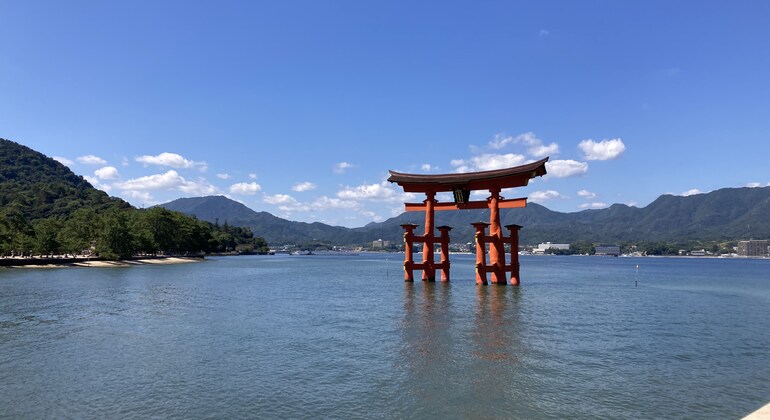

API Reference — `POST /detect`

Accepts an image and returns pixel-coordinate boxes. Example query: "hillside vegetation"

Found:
[0,139,268,259]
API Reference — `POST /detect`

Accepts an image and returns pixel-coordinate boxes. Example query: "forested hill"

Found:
[0,138,130,219]
[160,195,368,245]
[162,185,770,246]
[369,186,770,244]
[0,138,268,258]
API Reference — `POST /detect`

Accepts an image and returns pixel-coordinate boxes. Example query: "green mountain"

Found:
[161,186,770,246]
[0,138,130,219]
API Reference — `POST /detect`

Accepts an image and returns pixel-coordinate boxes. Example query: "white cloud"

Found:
[529,143,560,158]
[539,29,550,37]
[135,152,207,171]
[116,170,218,196]
[451,153,527,173]
[216,173,231,180]
[580,202,608,209]
[121,190,154,204]
[626,201,639,207]
[546,159,589,178]
[488,132,559,158]
[334,162,355,174]
[311,196,359,210]
[248,173,258,180]
[470,190,488,200]
[77,155,107,165]
[53,156,74,166]
[681,188,702,197]
[529,190,563,203]
[292,182,317,192]
[578,138,626,160]
[84,176,112,193]
[117,171,185,190]
[94,166,119,180]
[262,194,359,213]
[337,181,401,201]
[421,163,437,172]
[264,193,300,206]
[577,189,597,199]
[229,182,262,195]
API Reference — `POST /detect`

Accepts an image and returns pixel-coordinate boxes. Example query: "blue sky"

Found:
[2,1,769,227]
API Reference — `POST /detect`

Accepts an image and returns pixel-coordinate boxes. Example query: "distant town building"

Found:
[533,242,570,254]
[372,239,390,249]
[595,245,621,256]
[737,240,768,257]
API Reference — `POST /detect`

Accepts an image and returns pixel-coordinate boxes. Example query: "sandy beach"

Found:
[1,256,203,269]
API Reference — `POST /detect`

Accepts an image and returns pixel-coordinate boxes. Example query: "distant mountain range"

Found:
[159,186,770,246]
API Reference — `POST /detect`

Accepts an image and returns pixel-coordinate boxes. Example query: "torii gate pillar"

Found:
[488,187,506,285]
[422,192,436,281]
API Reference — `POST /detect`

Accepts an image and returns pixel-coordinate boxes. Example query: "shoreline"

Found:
[0,255,204,269]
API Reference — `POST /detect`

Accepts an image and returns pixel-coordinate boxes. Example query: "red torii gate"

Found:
[387,157,548,285]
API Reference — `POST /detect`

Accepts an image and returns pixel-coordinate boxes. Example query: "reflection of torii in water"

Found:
[388,157,549,285]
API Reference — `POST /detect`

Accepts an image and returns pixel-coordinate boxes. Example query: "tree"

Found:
[97,209,135,260]
[58,207,99,255]
[33,218,61,255]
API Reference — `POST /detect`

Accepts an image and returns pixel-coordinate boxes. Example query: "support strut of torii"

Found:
[387,157,548,285]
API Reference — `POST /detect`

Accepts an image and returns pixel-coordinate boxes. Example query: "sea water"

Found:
[1,254,769,418]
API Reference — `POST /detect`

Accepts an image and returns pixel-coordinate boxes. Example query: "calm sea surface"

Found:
[1,254,769,419]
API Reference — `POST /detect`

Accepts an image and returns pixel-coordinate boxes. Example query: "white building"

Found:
[533,242,570,254]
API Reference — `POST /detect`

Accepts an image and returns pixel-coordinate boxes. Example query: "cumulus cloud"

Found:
[546,159,589,178]
[53,156,74,166]
[311,196,359,210]
[116,170,218,196]
[135,152,207,171]
[84,176,112,193]
[578,138,626,160]
[77,155,107,165]
[292,182,317,192]
[488,132,559,158]
[337,181,400,201]
[216,173,231,180]
[681,188,702,197]
[529,190,562,203]
[451,153,527,173]
[94,166,119,180]
[229,182,262,195]
[421,163,438,172]
[264,193,300,206]
[248,173,258,180]
[121,190,154,204]
[263,194,359,213]
[580,202,608,209]
[333,162,355,174]
[577,189,597,199]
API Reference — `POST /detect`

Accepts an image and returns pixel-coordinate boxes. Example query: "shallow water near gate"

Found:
[2,254,769,418]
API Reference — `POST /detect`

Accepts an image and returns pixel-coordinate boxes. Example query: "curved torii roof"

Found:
[388,157,549,193]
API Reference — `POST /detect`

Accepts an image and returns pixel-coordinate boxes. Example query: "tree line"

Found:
[0,206,269,260]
